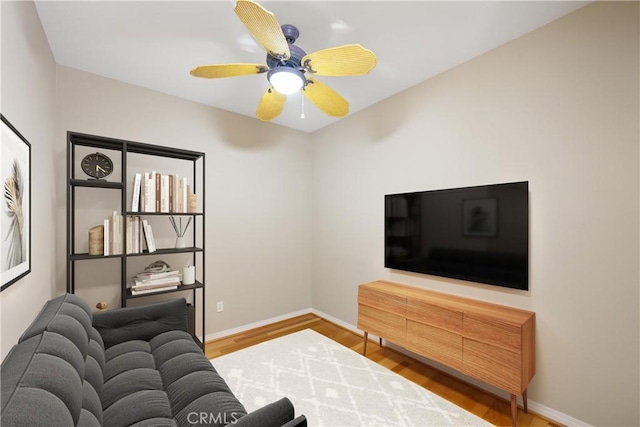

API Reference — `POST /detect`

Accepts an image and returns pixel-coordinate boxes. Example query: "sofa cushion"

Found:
[105,347,156,381]
[78,408,102,427]
[104,389,173,426]
[103,368,164,408]
[81,381,103,426]
[1,294,103,427]
[2,388,75,426]
[93,298,188,349]
[1,334,91,426]
[20,294,93,354]
[102,338,171,426]
[101,328,248,426]
[1,335,40,409]
[86,339,106,400]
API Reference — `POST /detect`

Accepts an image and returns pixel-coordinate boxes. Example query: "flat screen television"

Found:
[385,181,529,290]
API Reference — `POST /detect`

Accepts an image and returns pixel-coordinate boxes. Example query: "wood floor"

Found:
[205,313,562,427]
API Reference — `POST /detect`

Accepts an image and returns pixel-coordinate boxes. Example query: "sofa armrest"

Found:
[232,397,304,427]
[280,415,307,427]
[92,298,188,349]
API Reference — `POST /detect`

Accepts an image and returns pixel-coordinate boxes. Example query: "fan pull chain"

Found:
[301,94,305,119]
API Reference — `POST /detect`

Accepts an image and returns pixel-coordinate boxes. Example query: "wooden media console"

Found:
[357,280,535,427]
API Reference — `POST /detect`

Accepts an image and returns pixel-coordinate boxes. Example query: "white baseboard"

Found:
[208,307,590,426]
[526,401,592,427]
[205,308,312,342]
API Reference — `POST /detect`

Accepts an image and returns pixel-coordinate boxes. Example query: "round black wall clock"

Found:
[81,152,113,179]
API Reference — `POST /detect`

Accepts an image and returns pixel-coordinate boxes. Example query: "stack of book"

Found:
[129,269,181,295]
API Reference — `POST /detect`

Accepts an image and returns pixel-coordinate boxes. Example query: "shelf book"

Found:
[131,171,192,214]
[101,212,155,255]
[141,219,156,253]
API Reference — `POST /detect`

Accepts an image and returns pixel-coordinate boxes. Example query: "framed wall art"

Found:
[1,115,31,291]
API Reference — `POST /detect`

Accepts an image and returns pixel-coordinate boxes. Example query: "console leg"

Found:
[379,337,383,347]
[363,331,368,356]
[510,394,518,427]
[523,389,528,413]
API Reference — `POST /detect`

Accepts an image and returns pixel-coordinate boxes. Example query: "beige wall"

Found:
[0,1,57,359]
[2,1,639,425]
[55,66,313,334]
[311,2,638,426]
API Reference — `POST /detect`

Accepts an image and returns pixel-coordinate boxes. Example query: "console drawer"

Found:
[463,314,521,353]
[358,286,406,316]
[357,304,406,344]
[407,320,462,370]
[463,338,522,394]
[406,298,462,334]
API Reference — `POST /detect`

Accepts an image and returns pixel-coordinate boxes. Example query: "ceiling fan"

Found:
[190,0,377,121]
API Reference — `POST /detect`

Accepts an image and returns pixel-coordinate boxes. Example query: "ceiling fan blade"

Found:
[303,78,349,117]
[256,87,287,121]
[234,0,290,60]
[190,63,268,79]
[302,44,377,77]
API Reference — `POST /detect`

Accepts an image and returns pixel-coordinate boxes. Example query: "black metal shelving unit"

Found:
[66,131,206,349]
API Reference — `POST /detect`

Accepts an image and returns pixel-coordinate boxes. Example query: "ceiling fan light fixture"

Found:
[191,0,376,121]
[268,67,305,95]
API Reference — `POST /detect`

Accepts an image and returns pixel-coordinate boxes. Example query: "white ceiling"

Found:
[34,1,589,133]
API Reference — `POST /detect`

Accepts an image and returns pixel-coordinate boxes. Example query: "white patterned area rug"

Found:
[211,329,492,426]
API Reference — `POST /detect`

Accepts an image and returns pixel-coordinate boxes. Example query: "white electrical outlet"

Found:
[216,301,224,312]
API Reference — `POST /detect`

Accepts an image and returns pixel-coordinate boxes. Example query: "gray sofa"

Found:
[1,293,306,426]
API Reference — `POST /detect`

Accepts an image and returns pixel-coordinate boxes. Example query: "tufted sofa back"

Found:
[1,293,105,426]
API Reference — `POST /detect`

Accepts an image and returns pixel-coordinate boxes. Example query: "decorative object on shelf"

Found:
[131,263,181,295]
[144,260,171,273]
[182,265,195,285]
[169,216,192,249]
[188,191,197,213]
[1,115,31,291]
[81,152,113,179]
[88,225,104,255]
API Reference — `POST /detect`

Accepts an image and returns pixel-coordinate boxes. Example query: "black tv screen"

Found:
[385,181,529,290]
